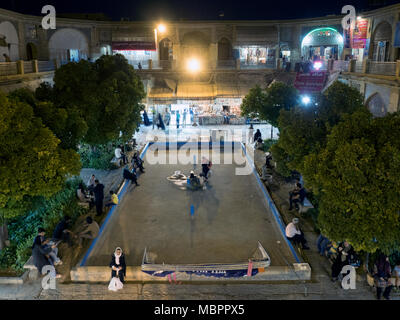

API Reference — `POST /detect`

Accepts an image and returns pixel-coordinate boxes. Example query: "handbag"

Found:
[108,277,124,291]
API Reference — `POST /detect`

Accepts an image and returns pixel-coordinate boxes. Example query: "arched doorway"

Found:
[218,37,232,61]
[26,43,38,60]
[48,28,89,65]
[370,21,392,62]
[301,27,344,61]
[0,21,19,62]
[366,93,387,117]
[159,38,172,61]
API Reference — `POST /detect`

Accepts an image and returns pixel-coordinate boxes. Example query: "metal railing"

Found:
[38,60,55,72]
[240,60,276,69]
[23,61,33,74]
[368,61,396,76]
[332,60,350,72]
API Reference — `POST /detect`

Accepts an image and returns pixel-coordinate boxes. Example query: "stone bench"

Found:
[23,256,39,280]
[298,197,314,214]
[110,157,124,168]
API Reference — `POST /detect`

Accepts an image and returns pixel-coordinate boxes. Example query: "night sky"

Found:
[2,0,399,21]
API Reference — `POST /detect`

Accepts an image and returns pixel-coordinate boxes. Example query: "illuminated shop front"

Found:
[112,41,157,68]
[301,27,344,61]
[236,46,276,67]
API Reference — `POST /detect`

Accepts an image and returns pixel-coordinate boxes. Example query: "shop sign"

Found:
[351,19,369,49]
[294,71,327,93]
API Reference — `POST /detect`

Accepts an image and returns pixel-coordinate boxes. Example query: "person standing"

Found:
[110,247,126,283]
[93,180,105,216]
[373,253,393,300]
[176,111,180,129]
[164,109,171,126]
[248,124,254,144]
[254,129,262,143]
[182,109,187,128]
[87,174,96,193]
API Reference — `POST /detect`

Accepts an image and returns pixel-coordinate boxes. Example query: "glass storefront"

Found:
[236,46,276,67]
[301,27,344,61]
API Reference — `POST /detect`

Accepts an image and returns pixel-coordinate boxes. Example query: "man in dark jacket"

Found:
[93,180,105,216]
[32,228,61,277]
[254,129,262,142]
[52,216,73,247]
[123,166,139,186]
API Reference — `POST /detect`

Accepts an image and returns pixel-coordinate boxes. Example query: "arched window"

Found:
[218,38,232,60]
[26,43,38,60]
[159,38,172,61]
[366,93,387,117]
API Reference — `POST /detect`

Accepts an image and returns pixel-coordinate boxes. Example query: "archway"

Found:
[0,21,19,62]
[159,38,172,61]
[218,37,232,60]
[370,21,392,62]
[26,43,38,60]
[366,93,387,117]
[48,28,89,65]
[301,27,344,61]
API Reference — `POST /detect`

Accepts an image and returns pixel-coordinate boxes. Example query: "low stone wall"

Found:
[70,263,311,283]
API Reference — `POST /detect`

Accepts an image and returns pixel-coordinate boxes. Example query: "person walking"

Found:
[110,247,126,283]
[93,180,105,216]
[373,253,393,300]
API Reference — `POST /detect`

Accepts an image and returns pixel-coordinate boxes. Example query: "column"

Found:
[17,60,24,75]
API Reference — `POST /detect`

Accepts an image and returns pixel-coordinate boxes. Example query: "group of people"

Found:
[32,215,100,276]
[123,152,145,187]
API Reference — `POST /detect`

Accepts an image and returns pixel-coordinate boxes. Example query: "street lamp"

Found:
[187,58,201,73]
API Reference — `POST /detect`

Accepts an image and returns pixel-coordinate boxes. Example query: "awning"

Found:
[112,41,156,51]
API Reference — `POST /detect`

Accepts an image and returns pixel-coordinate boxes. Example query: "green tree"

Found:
[8,87,88,151]
[302,110,400,253]
[0,92,81,218]
[241,82,298,139]
[52,54,145,146]
[271,81,365,176]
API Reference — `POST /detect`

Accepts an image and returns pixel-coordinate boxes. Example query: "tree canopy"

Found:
[0,92,81,218]
[241,81,298,128]
[302,110,400,253]
[270,81,365,176]
[52,54,145,145]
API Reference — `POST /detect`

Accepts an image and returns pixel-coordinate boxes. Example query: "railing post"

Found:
[396,60,400,80]
[362,58,369,74]
[148,59,152,70]
[348,59,356,73]
[53,59,59,70]
[276,58,281,70]
[17,60,24,75]
[328,59,334,71]
[32,60,39,73]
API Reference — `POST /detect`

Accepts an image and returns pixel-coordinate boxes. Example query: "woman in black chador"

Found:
[109,247,126,283]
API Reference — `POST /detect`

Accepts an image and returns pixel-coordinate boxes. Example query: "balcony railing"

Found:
[0,62,18,76]
[332,60,350,72]
[240,60,276,69]
[368,61,396,76]
[217,60,236,69]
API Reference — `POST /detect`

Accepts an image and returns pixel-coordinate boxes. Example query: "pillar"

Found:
[148,59,153,70]
[348,59,356,73]
[17,60,24,75]
[396,60,400,80]
[362,58,369,74]
[388,87,400,113]
[32,59,39,73]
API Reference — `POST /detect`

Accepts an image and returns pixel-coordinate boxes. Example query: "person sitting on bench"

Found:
[115,145,127,165]
[123,166,139,186]
[285,218,309,250]
[132,152,145,173]
[289,183,306,211]
[105,190,119,207]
